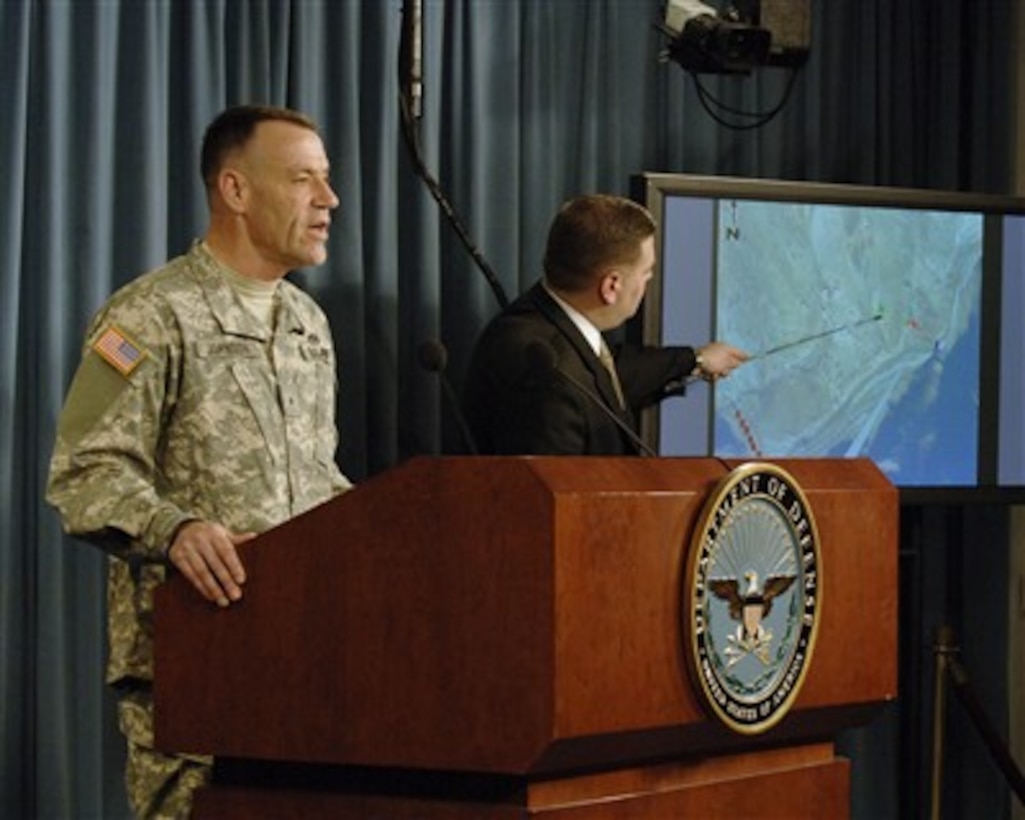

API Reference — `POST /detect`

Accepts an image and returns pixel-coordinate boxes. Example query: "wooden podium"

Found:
[153,456,898,818]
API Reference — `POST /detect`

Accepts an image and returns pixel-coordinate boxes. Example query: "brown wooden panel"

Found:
[192,743,849,819]
[156,457,562,771]
[155,456,897,777]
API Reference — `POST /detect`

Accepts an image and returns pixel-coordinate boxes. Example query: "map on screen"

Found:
[709,200,983,486]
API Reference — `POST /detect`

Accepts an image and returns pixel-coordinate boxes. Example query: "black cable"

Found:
[397,68,509,309]
[690,68,802,130]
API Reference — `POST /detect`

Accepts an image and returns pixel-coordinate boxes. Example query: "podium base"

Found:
[194,742,849,819]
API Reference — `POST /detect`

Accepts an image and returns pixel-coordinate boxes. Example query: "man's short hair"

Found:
[543,194,657,291]
[200,105,319,191]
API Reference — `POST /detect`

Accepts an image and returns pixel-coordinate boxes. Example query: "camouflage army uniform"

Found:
[47,240,352,817]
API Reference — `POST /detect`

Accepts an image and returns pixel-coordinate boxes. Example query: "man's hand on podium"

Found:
[167,520,254,608]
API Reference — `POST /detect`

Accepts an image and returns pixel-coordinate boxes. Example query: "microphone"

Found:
[525,342,658,457]
[417,339,478,455]
[400,0,424,120]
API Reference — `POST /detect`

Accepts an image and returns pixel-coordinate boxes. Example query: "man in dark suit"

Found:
[462,194,747,455]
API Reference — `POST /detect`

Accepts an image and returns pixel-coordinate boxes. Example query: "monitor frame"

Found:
[630,172,1025,505]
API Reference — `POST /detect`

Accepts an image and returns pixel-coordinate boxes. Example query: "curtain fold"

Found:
[1,1,1014,817]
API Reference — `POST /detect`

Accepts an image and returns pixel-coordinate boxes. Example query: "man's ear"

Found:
[598,270,621,305]
[217,168,248,214]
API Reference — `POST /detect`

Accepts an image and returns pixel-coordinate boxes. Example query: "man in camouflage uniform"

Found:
[47,105,352,818]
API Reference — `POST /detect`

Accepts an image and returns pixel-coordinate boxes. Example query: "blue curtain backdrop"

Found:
[1,1,1016,818]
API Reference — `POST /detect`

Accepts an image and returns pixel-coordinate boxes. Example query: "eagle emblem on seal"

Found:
[683,462,822,734]
[710,571,797,666]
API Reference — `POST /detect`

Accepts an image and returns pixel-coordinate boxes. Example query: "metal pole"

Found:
[930,624,957,820]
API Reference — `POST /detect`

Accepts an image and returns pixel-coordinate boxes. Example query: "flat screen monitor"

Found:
[631,173,1025,502]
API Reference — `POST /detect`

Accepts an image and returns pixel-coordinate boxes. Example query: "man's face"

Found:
[233,120,339,276]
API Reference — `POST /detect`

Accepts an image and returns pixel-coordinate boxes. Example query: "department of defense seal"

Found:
[684,462,822,734]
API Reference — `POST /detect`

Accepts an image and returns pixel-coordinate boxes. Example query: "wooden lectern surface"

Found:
[154,456,898,777]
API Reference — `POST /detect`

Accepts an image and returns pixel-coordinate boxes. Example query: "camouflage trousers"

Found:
[117,687,212,819]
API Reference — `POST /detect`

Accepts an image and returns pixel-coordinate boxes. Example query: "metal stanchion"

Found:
[930,624,1025,819]
[930,625,956,820]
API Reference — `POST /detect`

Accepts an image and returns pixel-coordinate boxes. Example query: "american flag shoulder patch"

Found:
[92,325,147,377]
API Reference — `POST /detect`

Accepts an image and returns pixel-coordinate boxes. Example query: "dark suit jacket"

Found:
[461,282,698,455]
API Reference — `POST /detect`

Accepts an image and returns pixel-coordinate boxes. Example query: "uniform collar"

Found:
[189,241,306,340]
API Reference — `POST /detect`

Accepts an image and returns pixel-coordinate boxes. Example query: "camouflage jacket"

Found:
[47,241,352,684]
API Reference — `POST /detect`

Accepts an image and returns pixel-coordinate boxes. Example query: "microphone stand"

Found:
[555,368,657,457]
[417,340,479,455]
[526,341,657,457]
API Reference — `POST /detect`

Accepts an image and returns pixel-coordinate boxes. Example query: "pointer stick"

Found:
[750,313,883,361]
